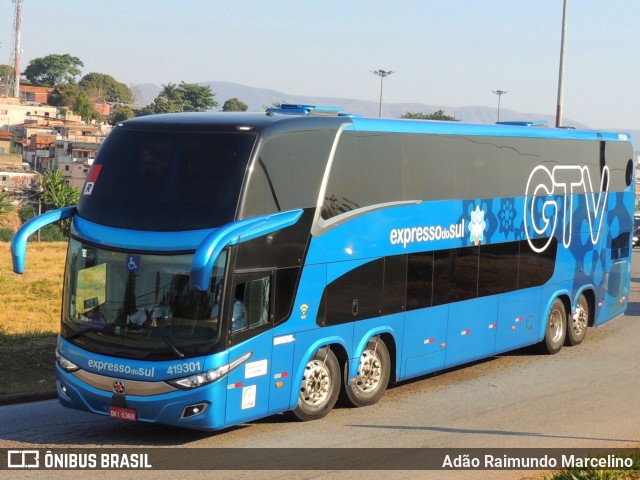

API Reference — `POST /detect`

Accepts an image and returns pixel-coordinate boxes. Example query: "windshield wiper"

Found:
[66,324,185,359]
[152,328,185,358]
[65,326,107,341]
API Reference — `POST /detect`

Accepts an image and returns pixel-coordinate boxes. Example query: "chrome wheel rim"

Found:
[549,308,565,343]
[355,348,382,393]
[299,359,331,407]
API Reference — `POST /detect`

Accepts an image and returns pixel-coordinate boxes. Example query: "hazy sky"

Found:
[1,0,638,130]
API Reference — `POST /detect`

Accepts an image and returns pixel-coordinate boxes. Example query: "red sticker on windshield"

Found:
[87,164,102,183]
[83,165,102,196]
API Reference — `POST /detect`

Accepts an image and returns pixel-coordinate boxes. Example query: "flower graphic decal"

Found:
[498,198,516,238]
[469,206,487,246]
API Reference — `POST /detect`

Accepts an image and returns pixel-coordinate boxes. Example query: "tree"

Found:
[158,82,183,111]
[140,83,182,115]
[178,82,217,112]
[222,97,248,112]
[0,191,12,222]
[110,105,135,124]
[49,83,80,107]
[0,64,13,82]
[41,169,80,211]
[79,72,133,103]
[400,110,460,122]
[142,82,217,115]
[74,91,100,123]
[18,204,66,241]
[24,54,84,86]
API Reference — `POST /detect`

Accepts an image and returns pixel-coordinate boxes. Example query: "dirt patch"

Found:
[0,210,22,231]
[0,335,57,403]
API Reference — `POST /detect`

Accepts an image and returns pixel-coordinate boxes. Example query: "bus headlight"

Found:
[167,351,252,390]
[56,350,80,372]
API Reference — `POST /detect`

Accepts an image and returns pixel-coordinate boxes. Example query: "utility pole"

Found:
[492,90,508,122]
[556,0,569,127]
[7,0,24,99]
[371,69,394,118]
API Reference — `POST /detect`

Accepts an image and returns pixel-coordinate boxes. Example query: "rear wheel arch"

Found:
[579,288,596,327]
[377,332,397,385]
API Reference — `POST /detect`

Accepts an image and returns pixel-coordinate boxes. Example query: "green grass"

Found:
[543,450,640,480]
[0,241,66,336]
[0,324,56,346]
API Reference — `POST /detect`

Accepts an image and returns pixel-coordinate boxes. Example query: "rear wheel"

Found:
[566,293,589,346]
[340,337,390,408]
[291,347,340,421]
[538,298,567,354]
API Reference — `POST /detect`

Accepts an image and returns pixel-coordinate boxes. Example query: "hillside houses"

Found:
[0,85,112,205]
[0,129,38,204]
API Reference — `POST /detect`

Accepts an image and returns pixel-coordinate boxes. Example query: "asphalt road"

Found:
[2,252,640,479]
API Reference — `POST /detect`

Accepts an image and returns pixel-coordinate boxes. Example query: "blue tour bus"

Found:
[11,105,635,430]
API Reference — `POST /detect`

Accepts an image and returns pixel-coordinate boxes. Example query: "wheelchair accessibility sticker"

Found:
[126,255,141,272]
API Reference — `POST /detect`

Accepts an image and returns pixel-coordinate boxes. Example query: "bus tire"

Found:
[566,293,589,346]
[538,298,567,354]
[291,347,340,421]
[340,337,390,408]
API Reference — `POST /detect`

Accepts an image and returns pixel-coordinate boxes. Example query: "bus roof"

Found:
[119,110,632,144]
[348,117,632,143]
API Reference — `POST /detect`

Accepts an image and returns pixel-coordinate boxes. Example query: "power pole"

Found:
[556,0,568,128]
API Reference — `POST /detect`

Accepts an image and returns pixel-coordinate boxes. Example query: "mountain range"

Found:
[132,80,639,150]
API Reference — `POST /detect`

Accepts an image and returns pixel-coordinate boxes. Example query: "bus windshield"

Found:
[77,129,257,231]
[61,238,227,360]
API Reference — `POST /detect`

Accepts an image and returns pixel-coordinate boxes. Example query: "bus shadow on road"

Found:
[625,300,640,317]
[0,414,248,446]
[345,423,640,444]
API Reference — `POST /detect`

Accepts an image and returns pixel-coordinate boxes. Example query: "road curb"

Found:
[0,389,57,406]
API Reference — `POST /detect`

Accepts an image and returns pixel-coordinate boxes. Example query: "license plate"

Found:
[109,406,137,422]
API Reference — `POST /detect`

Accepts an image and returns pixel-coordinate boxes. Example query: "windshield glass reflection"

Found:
[62,238,226,360]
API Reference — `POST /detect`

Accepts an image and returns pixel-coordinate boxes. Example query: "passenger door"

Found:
[224,271,275,426]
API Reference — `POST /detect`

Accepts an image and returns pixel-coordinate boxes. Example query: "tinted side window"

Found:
[274,267,299,323]
[519,238,557,289]
[384,255,407,314]
[231,275,271,333]
[611,232,630,260]
[320,132,630,223]
[432,247,479,306]
[242,129,336,217]
[322,132,403,220]
[325,259,384,326]
[406,252,433,311]
[478,242,519,296]
[316,239,558,327]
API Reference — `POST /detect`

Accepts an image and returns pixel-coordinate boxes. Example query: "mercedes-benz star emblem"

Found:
[113,380,126,395]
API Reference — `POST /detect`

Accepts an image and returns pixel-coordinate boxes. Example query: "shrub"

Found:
[0,227,15,241]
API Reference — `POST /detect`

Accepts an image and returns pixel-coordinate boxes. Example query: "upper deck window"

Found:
[78,129,257,231]
[320,131,627,222]
[240,128,337,218]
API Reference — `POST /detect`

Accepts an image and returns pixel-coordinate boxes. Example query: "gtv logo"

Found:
[524,165,609,253]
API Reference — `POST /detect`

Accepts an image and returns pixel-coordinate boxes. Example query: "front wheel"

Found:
[340,337,390,408]
[566,293,589,346]
[538,298,567,354]
[291,347,340,421]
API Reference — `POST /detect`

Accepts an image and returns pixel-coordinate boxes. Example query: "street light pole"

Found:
[556,0,569,127]
[492,90,508,122]
[371,69,394,118]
